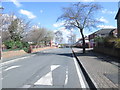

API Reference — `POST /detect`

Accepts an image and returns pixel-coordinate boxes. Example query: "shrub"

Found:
[94,36,104,43]
[94,36,120,49]
[15,41,23,49]
[22,42,31,53]
[4,40,16,49]
[3,40,32,53]
[103,37,115,48]
[115,38,120,48]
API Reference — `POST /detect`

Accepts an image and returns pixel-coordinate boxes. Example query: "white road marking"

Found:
[2,55,35,65]
[4,65,21,71]
[34,72,53,85]
[73,57,86,88]
[51,65,60,71]
[22,85,31,88]
[34,65,60,86]
[65,67,68,85]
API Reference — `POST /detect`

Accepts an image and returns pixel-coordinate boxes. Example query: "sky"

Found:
[1,0,119,42]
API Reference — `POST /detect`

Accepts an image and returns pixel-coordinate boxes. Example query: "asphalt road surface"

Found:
[2,48,88,88]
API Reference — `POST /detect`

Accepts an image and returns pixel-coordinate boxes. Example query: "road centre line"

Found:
[65,67,68,85]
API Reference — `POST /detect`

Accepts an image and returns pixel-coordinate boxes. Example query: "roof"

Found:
[95,28,116,35]
[115,8,120,19]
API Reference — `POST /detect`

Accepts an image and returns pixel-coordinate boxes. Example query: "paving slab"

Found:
[72,48,119,88]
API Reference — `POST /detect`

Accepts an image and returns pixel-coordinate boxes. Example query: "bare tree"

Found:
[58,2,101,53]
[24,27,47,45]
[43,31,54,46]
[54,30,63,44]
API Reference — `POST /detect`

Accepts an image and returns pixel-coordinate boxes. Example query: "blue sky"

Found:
[2,1,119,41]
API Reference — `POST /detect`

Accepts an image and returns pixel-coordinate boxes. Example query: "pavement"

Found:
[1,48,88,88]
[72,48,119,89]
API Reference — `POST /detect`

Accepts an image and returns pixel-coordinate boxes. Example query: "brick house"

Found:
[88,28,117,48]
[115,2,120,38]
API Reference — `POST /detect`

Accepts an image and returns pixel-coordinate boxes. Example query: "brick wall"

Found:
[2,47,57,59]
[93,47,120,58]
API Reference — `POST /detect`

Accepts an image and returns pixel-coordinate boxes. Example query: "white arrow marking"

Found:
[34,71,52,85]
[34,65,60,86]
[51,65,60,71]
[4,65,21,71]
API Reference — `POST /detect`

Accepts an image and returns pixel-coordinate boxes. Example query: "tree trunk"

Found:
[79,29,86,53]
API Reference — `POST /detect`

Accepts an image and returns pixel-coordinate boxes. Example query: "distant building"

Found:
[115,2,120,38]
[74,36,90,48]
[68,34,76,44]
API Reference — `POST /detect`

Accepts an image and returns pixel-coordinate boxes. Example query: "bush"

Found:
[115,38,120,48]
[103,37,115,48]
[94,36,119,48]
[94,36,104,43]
[15,41,23,49]
[4,40,16,49]
[3,40,32,53]
[22,42,31,53]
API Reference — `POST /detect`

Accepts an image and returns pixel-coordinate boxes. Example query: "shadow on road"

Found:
[32,51,73,58]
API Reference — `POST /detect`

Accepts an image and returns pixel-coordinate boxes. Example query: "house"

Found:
[94,28,117,37]
[115,2,120,38]
[88,28,117,47]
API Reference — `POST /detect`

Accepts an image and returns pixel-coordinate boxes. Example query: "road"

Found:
[2,48,88,88]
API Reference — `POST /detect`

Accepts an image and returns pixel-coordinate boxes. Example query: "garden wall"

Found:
[93,47,120,58]
[2,47,56,59]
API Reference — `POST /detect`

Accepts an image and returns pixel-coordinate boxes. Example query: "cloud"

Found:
[53,21,65,28]
[11,0,22,7]
[101,9,117,14]
[98,17,108,23]
[97,25,116,29]
[19,9,36,19]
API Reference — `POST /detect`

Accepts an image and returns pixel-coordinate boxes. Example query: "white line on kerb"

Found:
[73,57,86,88]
